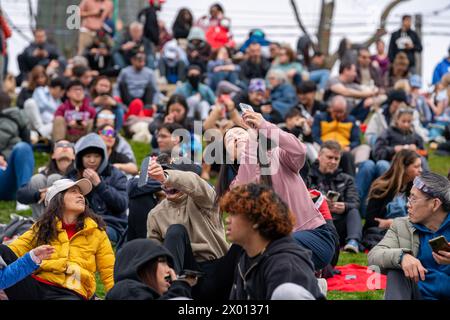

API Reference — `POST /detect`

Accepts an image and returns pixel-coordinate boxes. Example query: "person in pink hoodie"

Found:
[214,110,337,270]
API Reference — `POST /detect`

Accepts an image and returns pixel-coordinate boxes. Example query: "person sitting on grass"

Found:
[368,172,450,300]
[0,178,114,300]
[106,239,197,300]
[1,245,54,290]
[220,183,324,300]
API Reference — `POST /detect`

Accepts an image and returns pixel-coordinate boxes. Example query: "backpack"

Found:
[0,214,35,245]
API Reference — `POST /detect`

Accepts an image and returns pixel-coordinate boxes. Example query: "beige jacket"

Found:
[147,170,230,262]
[368,217,420,270]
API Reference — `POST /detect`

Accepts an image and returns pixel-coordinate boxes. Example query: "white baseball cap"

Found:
[45,178,92,206]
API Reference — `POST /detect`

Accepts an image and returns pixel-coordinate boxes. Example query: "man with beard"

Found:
[174,65,215,120]
[239,42,271,87]
[16,140,76,219]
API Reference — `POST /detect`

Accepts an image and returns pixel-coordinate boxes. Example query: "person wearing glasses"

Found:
[16,140,76,219]
[97,123,138,176]
[368,172,450,300]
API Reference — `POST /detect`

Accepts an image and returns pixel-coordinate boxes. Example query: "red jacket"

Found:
[0,15,12,56]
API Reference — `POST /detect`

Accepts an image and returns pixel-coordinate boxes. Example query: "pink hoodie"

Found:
[230,120,325,232]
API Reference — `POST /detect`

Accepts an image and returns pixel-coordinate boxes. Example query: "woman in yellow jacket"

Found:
[2,178,115,300]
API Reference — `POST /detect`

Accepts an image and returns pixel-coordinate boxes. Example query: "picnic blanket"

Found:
[327,264,387,292]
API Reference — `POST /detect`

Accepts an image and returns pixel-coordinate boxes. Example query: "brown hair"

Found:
[28,65,48,90]
[321,140,342,153]
[220,183,295,240]
[33,191,106,246]
[138,259,159,291]
[368,149,420,200]
[280,45,296,63]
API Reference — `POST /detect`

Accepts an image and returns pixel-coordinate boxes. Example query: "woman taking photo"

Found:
[362,150,422,249]
[215,110,336,271]
[1,178,114,300]
[106,239,197,300]
[220,183,323,300]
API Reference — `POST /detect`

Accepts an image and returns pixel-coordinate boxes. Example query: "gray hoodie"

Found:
[75,133,109,174]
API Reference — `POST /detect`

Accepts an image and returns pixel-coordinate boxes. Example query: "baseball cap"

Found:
[248,78,266,93]
[409,75,422,88]
[45,178,92,206]
[387,89,408,104]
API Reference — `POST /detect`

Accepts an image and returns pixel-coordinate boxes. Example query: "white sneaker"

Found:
[16,201,30,211]
[317,278,328,297]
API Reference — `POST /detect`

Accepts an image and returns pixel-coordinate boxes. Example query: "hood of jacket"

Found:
[114,239,174,283]
[75,133,108,174]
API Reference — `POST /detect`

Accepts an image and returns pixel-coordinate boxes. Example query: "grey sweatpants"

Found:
[384,269,422,300]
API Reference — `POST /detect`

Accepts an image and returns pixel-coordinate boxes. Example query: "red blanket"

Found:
[327,264,387,292]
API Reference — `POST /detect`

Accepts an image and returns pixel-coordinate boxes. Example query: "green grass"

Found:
[1,141,449,300]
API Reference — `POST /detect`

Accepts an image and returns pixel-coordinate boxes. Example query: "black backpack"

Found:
[0,214,35,245]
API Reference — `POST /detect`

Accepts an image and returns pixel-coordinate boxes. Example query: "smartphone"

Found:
[179,269,205,279]
[429,235,450,253]
[138,156,151,188]
[327,190,340,202]
[239,103,254,113]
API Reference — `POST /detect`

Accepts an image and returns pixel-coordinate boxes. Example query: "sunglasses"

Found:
[55,142,74,149]
[99,129,117,137]
[98,113,116,120]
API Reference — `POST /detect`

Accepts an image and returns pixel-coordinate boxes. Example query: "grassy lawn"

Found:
[1,141,449,300]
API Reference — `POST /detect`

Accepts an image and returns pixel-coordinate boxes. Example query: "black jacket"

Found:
[306,161,360,212]
[138,7,159,46]
[373,126,424,162]
[106,239,192,300]
[66,133,128,220]
[388,28,422,67]
[172,20,191,40]
[229,236,323,300]
[238,58,271,86]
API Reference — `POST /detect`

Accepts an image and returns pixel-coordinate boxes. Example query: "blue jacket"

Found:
[270,83,298,118]
[432,58,450,85]
[0,252,38,289]
[413,213,450,300]
[174,82,216,106]
[67,133,128,221]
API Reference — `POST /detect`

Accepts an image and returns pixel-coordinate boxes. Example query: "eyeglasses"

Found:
[99,129,117,137]
[98,113,116,120]
[407,194,430,205]
[55,142,74,149]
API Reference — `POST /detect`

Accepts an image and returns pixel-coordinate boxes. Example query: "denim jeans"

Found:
[292,222,337,271]
[0,142,35,200]
[355,160,390,217]
[309,69,331,90]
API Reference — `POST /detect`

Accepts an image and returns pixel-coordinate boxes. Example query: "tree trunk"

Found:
[414,14,422,76]
[317,0,335,57]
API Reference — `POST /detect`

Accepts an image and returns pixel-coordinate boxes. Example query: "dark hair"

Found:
[280,45,296,63]
[93,107,116,131]
[90,75,113,99]
[137,258,159,290]
[210,3,224,14]
[33,191,106,246]
[321,140,342,153]
[49,77,65,89]
[284,107,302,121]
[339,61,354,74]
[0,90,11,111]
[402,15,412,21]
[220,183,294,240]
[173,8,193,27]
[215,127,273,203]
[369,149,419,200]
[72,65,90,78]
[66,79,84,91]
[165,94,189,118]
[159,122,184,134]
[296,80,317,94]
[337,38,350,60]
[357,47,370,56]
[43,139,75,176]
[28,65,48,90]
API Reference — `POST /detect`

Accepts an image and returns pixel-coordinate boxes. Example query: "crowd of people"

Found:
[0,1,449,301]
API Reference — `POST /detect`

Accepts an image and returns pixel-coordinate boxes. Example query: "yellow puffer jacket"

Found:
[8,217,115,299]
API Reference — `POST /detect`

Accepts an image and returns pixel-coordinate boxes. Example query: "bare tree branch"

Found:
[360,0,410,48]
[289,0,313,40]
[327,0,409,69]
[317,0,335,56]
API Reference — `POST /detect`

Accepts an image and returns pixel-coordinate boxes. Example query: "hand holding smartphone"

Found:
[327,190,340,202]
[429,235,450,253]
[239,103,254,113]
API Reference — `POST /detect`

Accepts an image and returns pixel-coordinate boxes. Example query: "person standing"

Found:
[0,8,11,86]
[388,15,422,72]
